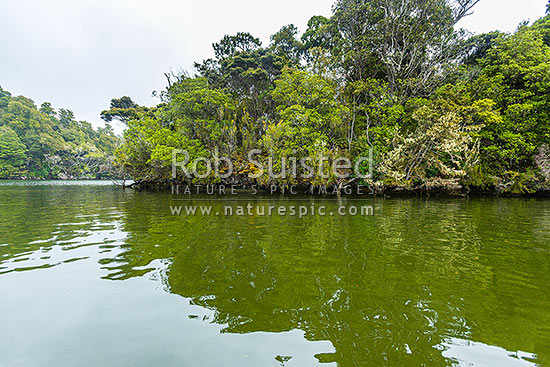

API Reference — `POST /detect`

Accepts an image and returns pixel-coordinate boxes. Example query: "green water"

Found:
[0,182,549,366]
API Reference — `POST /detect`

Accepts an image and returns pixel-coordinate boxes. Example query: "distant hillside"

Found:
[0,86,119,179]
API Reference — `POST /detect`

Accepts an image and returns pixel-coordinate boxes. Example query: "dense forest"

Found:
[0,87,119,179]
[5,0,548,193]
[105,0,550,194]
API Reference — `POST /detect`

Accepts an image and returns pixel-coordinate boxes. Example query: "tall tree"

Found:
[39,102,56,118]
[101,96,145,125]
[213,32,262,60]
[270,24,304,65]
[195,33,287,124]
[332,0,479,99]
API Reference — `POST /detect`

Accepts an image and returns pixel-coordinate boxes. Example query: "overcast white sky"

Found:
[0,0,548,132]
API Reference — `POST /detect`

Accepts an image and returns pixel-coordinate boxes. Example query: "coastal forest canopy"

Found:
[106,0,550,193]
[3,0,550,193]
[0,87,118,179]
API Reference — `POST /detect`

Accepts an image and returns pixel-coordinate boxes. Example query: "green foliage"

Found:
[116,113,210,181]
[0,86,119,179]
[381,88,495,189]
[471,22,550,176]
[39,102,56,117]
[212,32,262,60]
[270,24,304,65]
[463,32,504,66]
[0,87,10,108]
[101,96,147,125]
[0,125,27,178]
[195,33,288,126]
[301,16,334,51]
[331,0,477,98]
[164,77,238,154]
[259,69,350,186]
[110,2,550,193]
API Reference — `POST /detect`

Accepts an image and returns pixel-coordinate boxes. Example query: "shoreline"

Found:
[3,178,549,197]
[122,179,550,198]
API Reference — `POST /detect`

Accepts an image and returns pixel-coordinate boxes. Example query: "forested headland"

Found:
[4,0,550,194]
[0,87,119,179]
[105,0,550,194]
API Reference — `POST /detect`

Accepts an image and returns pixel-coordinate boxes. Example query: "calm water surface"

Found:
[0,181,549,366]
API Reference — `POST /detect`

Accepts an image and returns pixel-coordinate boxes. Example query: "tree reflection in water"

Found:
[106,192,550,366]
[0,185,548,366]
